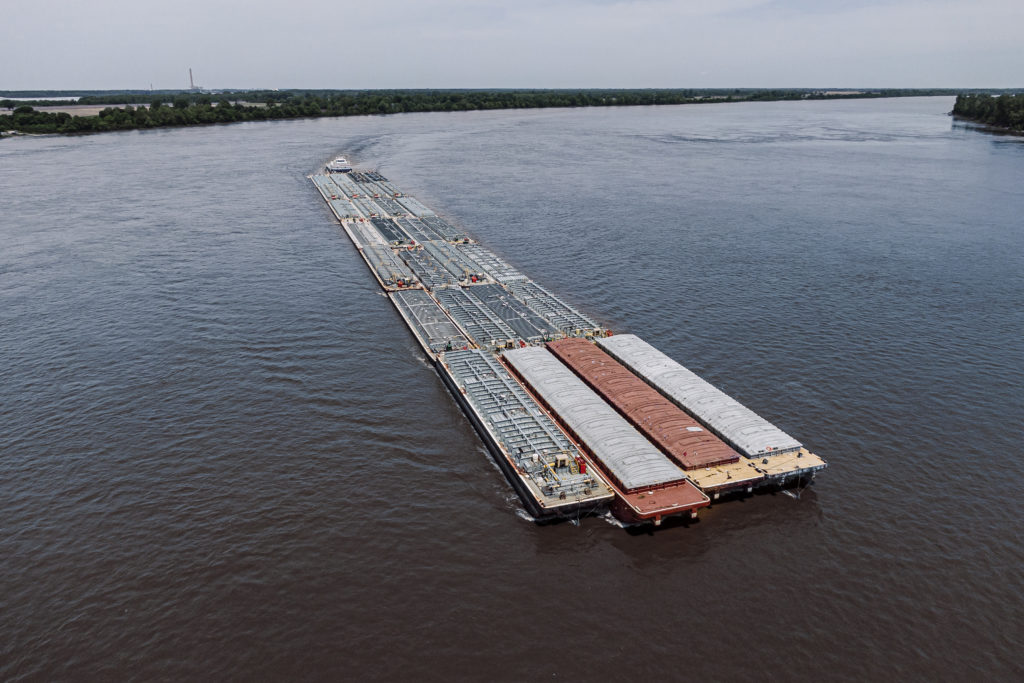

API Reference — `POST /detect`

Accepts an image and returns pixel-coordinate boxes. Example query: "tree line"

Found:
[952,94,1024,132]
[0,90,807,135]
[1,89,1012,137]
[5,87,1000,109]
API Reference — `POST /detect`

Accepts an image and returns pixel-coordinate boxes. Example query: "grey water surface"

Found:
[2,97,1021,680]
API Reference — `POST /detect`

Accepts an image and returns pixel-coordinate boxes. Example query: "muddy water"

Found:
[2,97,1021,680]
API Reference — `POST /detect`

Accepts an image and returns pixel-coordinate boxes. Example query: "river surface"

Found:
[2,97,1022,681]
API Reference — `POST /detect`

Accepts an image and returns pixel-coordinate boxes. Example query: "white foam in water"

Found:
[514,507,538,524]
[598,510,627,528]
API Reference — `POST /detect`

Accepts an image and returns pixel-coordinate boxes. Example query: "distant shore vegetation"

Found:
[952,94,1024,132]
[0,88,1016,137]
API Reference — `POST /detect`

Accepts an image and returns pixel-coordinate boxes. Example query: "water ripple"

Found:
[2,97,1021,681]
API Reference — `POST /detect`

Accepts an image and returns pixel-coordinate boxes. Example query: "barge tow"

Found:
[309,162,826,526]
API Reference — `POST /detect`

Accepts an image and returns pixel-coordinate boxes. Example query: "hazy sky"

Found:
[5,0,1022,90]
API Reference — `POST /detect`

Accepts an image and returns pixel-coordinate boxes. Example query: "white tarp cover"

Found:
[502,346,686,491]
[597,334,802,457]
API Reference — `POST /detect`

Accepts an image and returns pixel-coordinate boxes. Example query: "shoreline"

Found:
[2,91,954,139]
[951,114,1024,137]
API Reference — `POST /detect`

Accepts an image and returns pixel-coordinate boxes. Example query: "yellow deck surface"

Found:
[686,460,765,493]
[688,448,826,494]
[755,448,827,478]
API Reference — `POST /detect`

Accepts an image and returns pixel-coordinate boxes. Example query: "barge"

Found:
[502,346,710,525]
[439,349,614,519]
[546,338,764,498]
[597,334,828,487]
[309,162,826,526]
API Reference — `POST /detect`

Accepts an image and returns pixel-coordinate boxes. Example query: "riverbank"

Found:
[951,93,1024,133]
[952,116,1024,137]
[0,88,961,137]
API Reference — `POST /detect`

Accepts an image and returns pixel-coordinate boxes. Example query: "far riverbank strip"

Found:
[0,88,981,138]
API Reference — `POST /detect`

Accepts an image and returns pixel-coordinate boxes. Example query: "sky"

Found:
[4,0,1022,90]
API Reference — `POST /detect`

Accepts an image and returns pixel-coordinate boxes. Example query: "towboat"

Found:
[326,156,353,173]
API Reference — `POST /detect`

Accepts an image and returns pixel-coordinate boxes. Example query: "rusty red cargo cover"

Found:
[547,338,741,470]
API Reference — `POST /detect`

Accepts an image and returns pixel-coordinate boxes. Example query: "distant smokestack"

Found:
[189,68,195,90]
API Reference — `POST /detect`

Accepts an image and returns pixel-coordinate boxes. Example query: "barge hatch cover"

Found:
[546,338,742,471]
[390,290,469,354]
[509,281,600,335]
[502,346,689,492]
[434,288,519,348]
[598,334,804,457]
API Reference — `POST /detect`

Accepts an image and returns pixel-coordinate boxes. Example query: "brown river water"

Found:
[2,97,1021,680]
